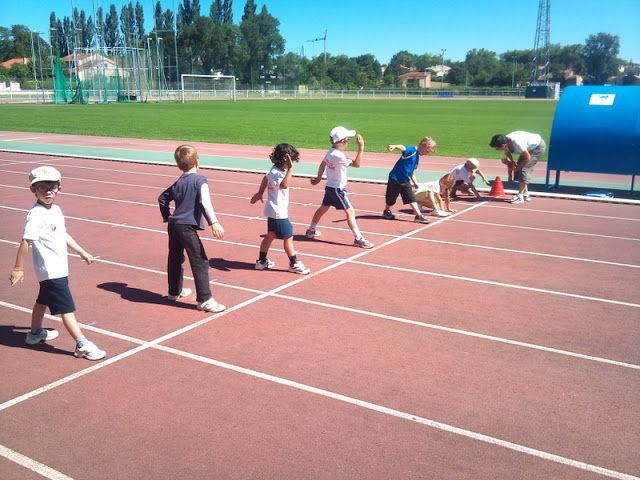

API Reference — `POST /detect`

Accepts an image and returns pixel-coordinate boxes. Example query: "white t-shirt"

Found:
[263,166,289,219]
[415,180,441,194]
[22,203,69,282]
[323,148,353,189]
[451,164,472,183]
[507,131,542,154]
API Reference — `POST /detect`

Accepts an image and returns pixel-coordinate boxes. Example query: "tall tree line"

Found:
[0,0,631,89]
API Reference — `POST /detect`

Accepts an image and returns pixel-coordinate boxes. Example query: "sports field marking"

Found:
[2,302,637,479]
[489,204,640,222]
[454,219,640,242]
[354,259,640,308]
[413,237,640,269]
[0,445,72,480]
[153,344,640,480]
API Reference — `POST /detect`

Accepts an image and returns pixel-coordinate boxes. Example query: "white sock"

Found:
[309,222,317,230]
[351,227,362,240]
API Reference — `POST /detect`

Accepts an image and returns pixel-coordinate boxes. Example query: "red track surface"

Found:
[1,147,639,480]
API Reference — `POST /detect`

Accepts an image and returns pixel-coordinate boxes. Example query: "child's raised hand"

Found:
[386,145,394,152]
[284,154,294,170]
[355,134,364,149]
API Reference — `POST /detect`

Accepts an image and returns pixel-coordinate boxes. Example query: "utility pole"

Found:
[441,48,446,88]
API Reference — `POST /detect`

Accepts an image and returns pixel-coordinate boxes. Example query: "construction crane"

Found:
[307,30,327,63]
[531,0,551,84]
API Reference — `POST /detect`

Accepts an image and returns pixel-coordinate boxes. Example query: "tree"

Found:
[105,5,119,48]
[238,3,284,86]
[584,32,620,85]
[464,48,501,86]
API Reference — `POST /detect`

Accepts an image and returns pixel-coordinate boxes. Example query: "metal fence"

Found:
[0,88,527,104]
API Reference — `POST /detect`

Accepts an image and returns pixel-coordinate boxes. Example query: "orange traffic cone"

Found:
[489,176,505,197]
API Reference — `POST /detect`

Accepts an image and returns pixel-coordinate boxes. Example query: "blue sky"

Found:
[4,0,639,64]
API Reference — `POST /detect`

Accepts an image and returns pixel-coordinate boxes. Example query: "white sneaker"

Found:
[305,228,321,239]
[523,193,531,201]
[25,328,59,345]
[510,194,524,204]
[288,261,310,275]
[168,288,192,301]
[255,259,275,270]
[431,209,448,217]
[197,298,226,313]
[353,237,374,249]
[74,341,106,361]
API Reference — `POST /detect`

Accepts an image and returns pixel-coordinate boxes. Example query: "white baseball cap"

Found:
[466,158,480,170]
[330,126,356,143]
[29,166,62,184]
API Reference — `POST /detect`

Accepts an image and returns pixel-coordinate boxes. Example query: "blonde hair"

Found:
[439,173,455,188]
[419,137,437,152]
[174,145,199,171]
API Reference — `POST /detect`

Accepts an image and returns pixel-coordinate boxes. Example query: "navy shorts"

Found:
[36,277,76,315]
[321,187,353,210]
[267,217,293,239]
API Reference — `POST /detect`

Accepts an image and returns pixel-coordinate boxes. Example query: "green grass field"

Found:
[0,99,557,159]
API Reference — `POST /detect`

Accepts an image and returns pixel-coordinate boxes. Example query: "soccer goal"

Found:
[180,74,237,102]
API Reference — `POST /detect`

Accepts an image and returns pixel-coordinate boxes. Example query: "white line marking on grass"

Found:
[154,344,640,480]
[0,445,73,480]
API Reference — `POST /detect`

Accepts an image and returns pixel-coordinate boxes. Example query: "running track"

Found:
[0,144,639,479]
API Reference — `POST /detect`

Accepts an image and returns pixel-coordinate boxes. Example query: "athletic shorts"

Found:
[321,186,353,210]
[267,217,293,239]
[36,277,76,315]
[385,178,415,206]
[516,139,546,184]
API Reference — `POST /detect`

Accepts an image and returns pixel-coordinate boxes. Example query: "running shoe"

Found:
[353,238,374,249]
[25,328,59,345]
[382,210,395,220]
[305,229,321,239]
[168,288,192,301]
[74,341,106,361]
[197,298,226,313]
[288,261,310,275]
[414,214,431,224]
[431,209,448,217]
[255,259,275,270]
[523,193,531,201]
[510,194,524,204]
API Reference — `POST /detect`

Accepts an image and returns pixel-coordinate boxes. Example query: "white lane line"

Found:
[453,219,640,242]
[0,445,73,480]
[412,237,640,269]
[155,343,640,480]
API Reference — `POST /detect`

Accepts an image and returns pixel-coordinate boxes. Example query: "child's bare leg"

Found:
[311,205,330,225]
[30,302,47,330]
[60,312,84,340]
[259,232,276,255]
[410,202,423,215]
[283,237,295,257]
[344,208,358,230]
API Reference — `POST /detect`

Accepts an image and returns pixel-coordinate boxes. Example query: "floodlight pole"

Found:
[511,56,517,88]
[440,48,446,88]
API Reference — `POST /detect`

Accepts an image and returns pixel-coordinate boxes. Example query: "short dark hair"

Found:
[270,143,299,168]
[489,134,508,148]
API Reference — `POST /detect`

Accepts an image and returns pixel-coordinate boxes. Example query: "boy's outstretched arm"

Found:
[67,234,94,264]
[387,144,406,153]
[310,161,326,185]
[9,239,30,286]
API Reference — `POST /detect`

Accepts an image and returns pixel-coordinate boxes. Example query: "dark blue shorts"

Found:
[267,217,293,239]
[321,187,353,210]
[36,277,76,315]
